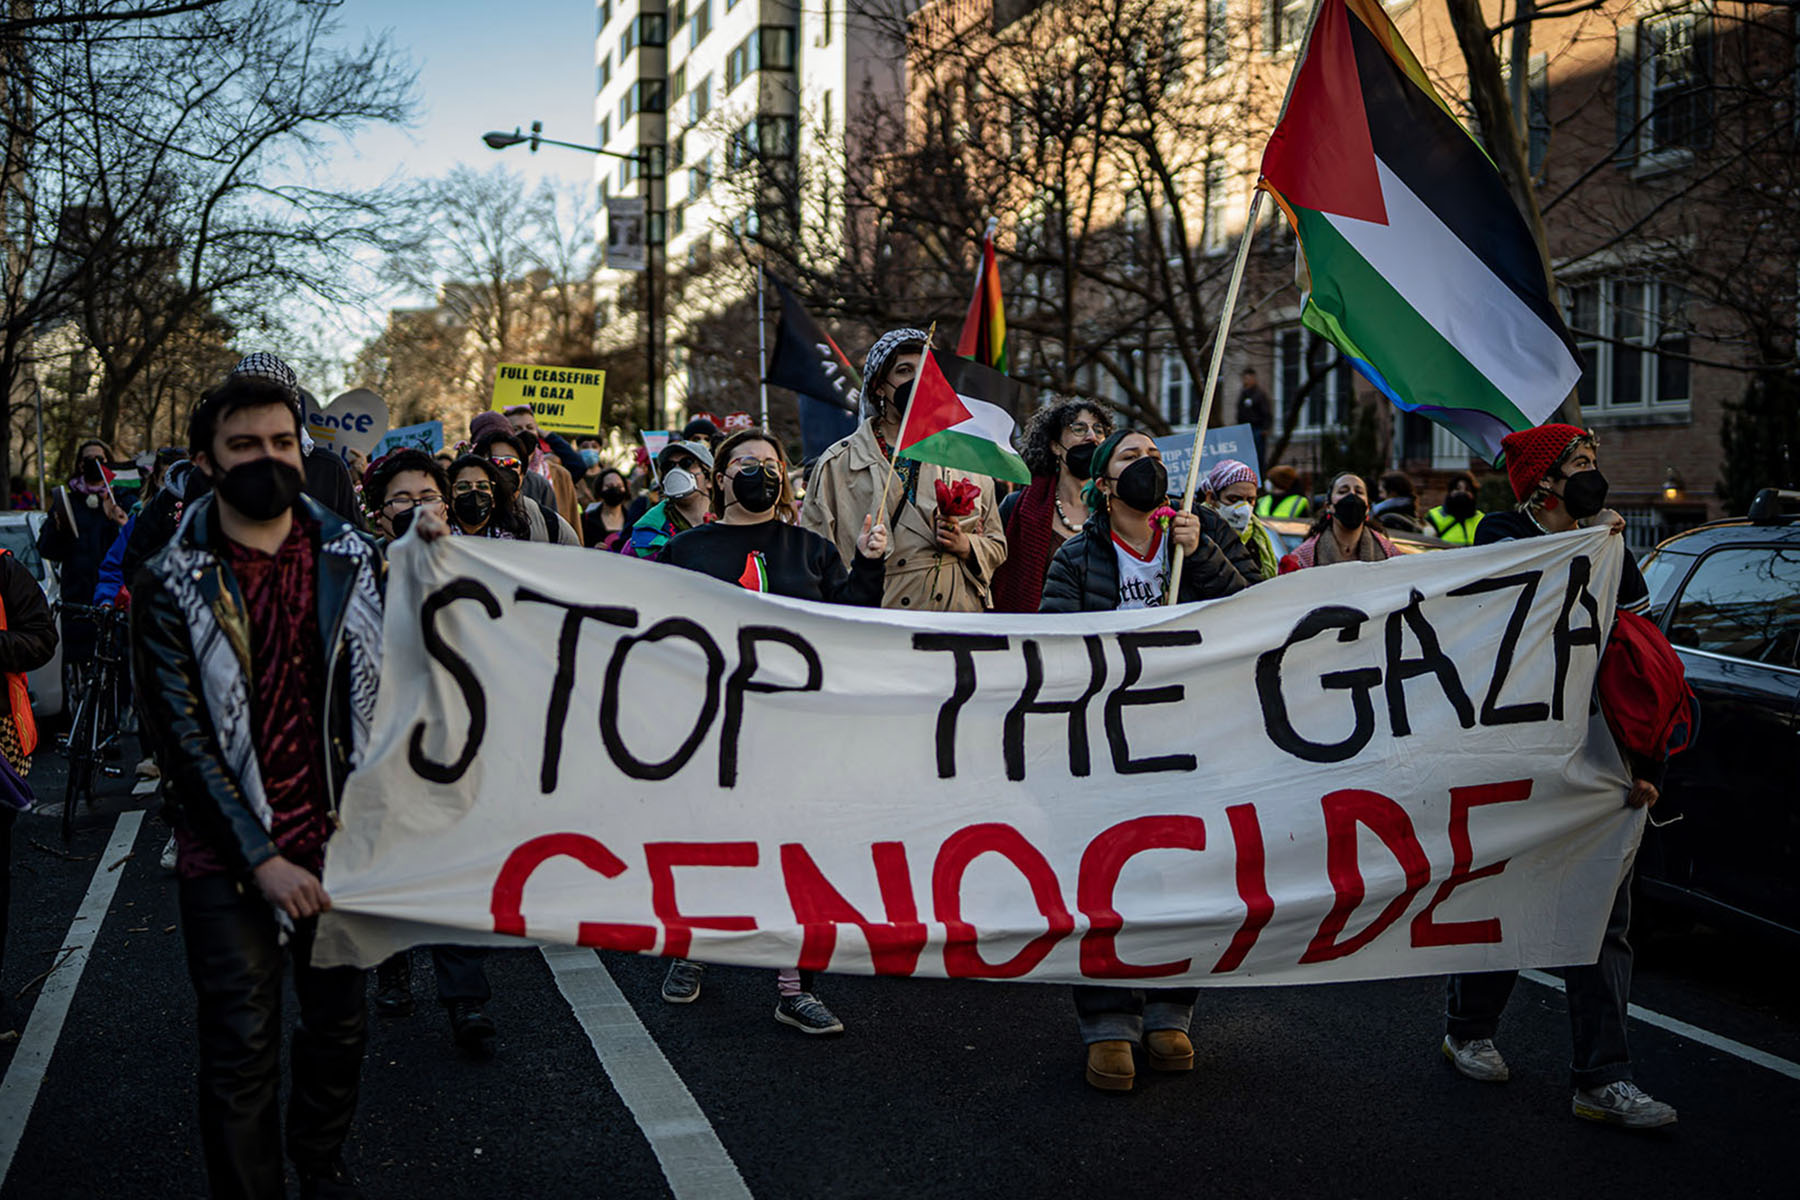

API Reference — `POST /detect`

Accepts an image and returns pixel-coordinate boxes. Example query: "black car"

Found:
[1635,489,1800,945]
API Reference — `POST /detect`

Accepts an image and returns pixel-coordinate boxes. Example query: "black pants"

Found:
[430,945,491,1004]
[1445,868,1635,1090]
[0,807,13,985]
[178,875,367,1200]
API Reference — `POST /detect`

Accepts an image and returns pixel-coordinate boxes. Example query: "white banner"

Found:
[317,529,1641,987]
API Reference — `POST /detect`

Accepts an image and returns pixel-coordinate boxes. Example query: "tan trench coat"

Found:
[800,420,1008,612]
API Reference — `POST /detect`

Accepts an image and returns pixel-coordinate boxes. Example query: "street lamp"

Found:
[483,120,662,430]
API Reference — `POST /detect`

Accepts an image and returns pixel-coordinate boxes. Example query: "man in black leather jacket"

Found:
[131,376,385,1200]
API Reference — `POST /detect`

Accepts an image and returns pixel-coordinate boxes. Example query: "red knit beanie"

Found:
[1500,423,1587,501]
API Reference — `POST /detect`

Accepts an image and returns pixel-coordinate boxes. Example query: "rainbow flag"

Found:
[955,219,1008,373]
[1258,0,1581,462]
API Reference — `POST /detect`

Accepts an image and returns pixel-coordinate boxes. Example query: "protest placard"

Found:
[491,363,606,435]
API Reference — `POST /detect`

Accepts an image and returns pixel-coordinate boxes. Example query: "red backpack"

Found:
[1598,609,1697,763]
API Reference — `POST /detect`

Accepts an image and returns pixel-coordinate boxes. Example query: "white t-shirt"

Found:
[1112,525,1167,609]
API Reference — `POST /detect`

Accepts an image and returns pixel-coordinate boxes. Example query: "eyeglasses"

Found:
[488,455,522,472]
[1065,421,1109,438]
[452,480,495,495]
[729,458,781,476]
[382,493,444,512]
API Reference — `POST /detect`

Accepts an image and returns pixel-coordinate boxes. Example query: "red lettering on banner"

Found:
[1077,816,1206,978]
[1299,789,1431,963]
[489,833,656,951]
[644,841,760,958]
[1411,779,1534,947]
[1212,803,1275,974]
[780,842,927,975]
[932,823,1074,978]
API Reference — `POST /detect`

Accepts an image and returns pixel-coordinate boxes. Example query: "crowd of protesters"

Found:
[0,334,1679,1198]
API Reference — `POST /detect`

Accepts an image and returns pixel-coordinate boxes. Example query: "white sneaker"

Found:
[159,835,177,873]
[1573,1081,1677,1129]
[135,757,160,780]
[1442,1035,1510,1082]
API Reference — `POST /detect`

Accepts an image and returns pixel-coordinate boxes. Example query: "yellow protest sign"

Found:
[490,363,606,435]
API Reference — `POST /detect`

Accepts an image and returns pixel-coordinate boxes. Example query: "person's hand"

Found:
[252,855,331,920]
[101,492,128,527]
[1169,510,1201,555]
[411,507,452,543]
[856,513,889,558]
[1580,507,1627,536]
[1627,778,1660,809]
[934,514,972,559]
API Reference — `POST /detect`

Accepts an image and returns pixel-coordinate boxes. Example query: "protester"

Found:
[990,399,1112,612]
[681,415,721,450]
[502,403,583,530]
[447,455,534,541]
[0,545,56,1033]
[1038,430,1243,1090]
[1236,368,1272,469]
[130,374,383,1198]
[229,354,363,527]
[1425,471,1486,544]
[1439,424,1674,1129]
[801,328,1006,612]
[470,411,559,521]
[624,440,715,558]
[361,450,448,544]
[1204,459,1279,583]
[658,428,887,1035]
[581,467,633,549]
[1278,473,1397,572]
[1372,471,1421,533]
[1254,463,1311,519]
[38,438,129,674]
[472,428,581,544]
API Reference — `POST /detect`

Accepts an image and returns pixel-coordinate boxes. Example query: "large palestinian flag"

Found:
[1259,0,1581,462]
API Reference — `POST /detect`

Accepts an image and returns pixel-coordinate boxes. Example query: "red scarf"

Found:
[991,475,1058,613]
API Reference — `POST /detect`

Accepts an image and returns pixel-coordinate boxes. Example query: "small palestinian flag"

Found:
[1259,0,1582,462]
[737,550,769,592]
[955,218,1008,373]
[897,348,1031,484]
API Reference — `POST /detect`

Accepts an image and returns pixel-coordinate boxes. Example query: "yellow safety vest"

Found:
[1426,506,1483,545]
[1256,493,1310,519]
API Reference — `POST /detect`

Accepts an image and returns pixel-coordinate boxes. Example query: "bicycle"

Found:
[56,601,130,842]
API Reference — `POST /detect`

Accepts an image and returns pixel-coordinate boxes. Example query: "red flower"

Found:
[934,478,981,518]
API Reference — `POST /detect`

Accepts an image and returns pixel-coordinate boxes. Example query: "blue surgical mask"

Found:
[579,448,601,468]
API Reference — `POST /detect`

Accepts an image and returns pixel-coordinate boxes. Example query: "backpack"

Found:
[1598,609,1697,763]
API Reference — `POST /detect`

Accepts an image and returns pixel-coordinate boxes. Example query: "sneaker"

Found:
[159,835,178,873]
[1442,1035,1511,1082]
[660,959,706,1004]
[1572,1081,1677,1129]
[298,1157,365,1200]
[373,955,413,1018]
[774,992,844,1035]
[135,756,159,780]
[446,999,496,1056]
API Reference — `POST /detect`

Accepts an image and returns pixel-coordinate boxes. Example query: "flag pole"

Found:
[1166,0,1327,603]
[873,321,936,529]
[756,264,770,429]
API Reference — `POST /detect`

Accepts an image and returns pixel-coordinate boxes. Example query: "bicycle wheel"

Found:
[62,688,95,843]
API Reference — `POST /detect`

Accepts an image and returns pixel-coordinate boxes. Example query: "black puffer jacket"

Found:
[1040,504,1247,613]
[0,551,57,673]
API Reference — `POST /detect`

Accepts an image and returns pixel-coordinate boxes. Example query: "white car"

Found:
[0,510,64,717]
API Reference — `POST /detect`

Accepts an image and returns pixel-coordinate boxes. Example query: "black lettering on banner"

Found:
[1256,606,1382,763]
[600,618,726,780]
[522,384,536,398]
[1552,554,1602,721]
[1004,636,1108,781]
[1104,630,1202,775]
[912,633,1009,779]
[1383,588,1475,736]
[409,579,502,784]
[719,626,824,787]
[516,589,638,792]
[1447,571,1549,726]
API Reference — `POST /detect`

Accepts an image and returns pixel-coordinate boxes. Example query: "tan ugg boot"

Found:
[1145,1029,1194,1072]
[1085,1040,1135,1091]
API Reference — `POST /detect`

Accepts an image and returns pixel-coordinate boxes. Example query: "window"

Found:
[596,53,611,93]
[822,0,832,44]
[760,25,796,70]
[689,153,713,200]
[671,132,686,166]
[690,0,712,48]
[1266,0,1306,54]
[727,37,752,90]
[1667,547,1800,666]
[688,73,712,125]
[620,21,635,62]
[729,116,797,168]
[672,65,686,99]
[672,0,686,29]
[619,154,637,189]
[1203,160,1233,254]
[596,115,611,147]
[1564,278,1690,411]
[1206,0,1230,73]
[822,90,832,135]
[597,0,611,33]
[1274,325,1352,432]
[598,177,609,204]
[1161,352,1196,425]
[1620,9,1713,163]
[670,202,686,237]
[641,13,667,45]
[641,143,665,178]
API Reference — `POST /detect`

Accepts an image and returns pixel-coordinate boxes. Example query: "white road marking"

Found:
[0,810,144,1185]
[1520,968,1800,1082]
[542,946,752,1199]
[131,779,158,796]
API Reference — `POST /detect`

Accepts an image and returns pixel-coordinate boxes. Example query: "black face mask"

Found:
[80,457,107,484]
[213,457,302,522]
[1333,493,1368,529]
[884,380,914,417]
[1559,470,1609,520]
[1445,490,1478,519]
[600,486,629,506]
[453,491,493,528]
[1111,456,1168,513]
[388,506,417,538]
[1063,441,1097,481]
[730,465,782,513]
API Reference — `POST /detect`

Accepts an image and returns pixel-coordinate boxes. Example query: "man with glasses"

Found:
[624,440,715,559]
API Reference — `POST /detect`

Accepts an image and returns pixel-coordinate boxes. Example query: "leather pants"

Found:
[178,874,366,1200]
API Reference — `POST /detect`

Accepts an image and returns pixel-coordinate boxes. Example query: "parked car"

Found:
[1635,488,1800,945]
[0,509,64,717]
[1259,516,1451,559]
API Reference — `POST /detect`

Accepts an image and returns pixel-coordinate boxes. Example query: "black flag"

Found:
[764,269,862,414]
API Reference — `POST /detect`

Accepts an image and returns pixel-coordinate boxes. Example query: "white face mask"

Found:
[661,467,700,500]
[1220,500,1254,533]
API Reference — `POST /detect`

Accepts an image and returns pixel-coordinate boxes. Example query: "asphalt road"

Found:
[1,742,1795,1199]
